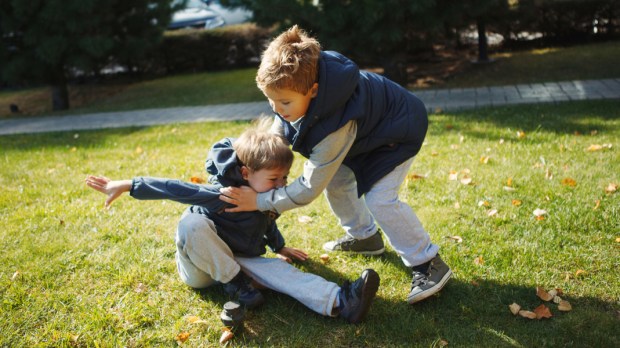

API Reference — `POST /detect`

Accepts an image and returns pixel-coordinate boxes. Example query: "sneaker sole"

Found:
[348,269,380,324]
[323,245,386,256]
[407,269,452,305]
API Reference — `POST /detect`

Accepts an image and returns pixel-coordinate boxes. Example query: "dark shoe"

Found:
[407,254,452,304]
[323,230,385,256]
[338,269,380,324]
[223,271,265,309]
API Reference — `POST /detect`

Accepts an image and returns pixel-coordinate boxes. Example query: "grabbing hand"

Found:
[276,246,308,263]
[219,186,258,212]
[85,175,132,208]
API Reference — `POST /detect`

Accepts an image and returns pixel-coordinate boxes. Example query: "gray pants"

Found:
[175,209,340,316]
[325,158,439,267]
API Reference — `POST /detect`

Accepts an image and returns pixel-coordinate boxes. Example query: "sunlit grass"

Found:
[1,100,618,347]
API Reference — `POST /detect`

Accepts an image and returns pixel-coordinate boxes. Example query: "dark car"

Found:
[168,0,225,30]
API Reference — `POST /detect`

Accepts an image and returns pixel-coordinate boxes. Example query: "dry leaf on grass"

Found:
[319,254,330,263]
[220,328,234,344]
[534,304,553,319]
[190,176,205,184]
[175,332,190,343]
[460,176,473,185]
[605,183,618,194]
[517,131,527,139]
[536,287,554,302]
[448,171,459,181]
[586,144,612,151]
[509,303,521,315]
[473,256,484,265]
[298,215,313,223]
[518,310,537,319]
[487,209,498,217]
[512,199,522,206]
[445,235,463,243]
[561,178,577,187]
[558,300,572,312]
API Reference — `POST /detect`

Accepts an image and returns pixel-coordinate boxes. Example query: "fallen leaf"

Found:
[509,303,521,315]
[11,270,20,281]
[454,202,461,209]
[545,168,553,180]
[512,199,522,206]
[448,171,458,181]
[445,235,463,243]
[450,144,459,150]
[487,209,498,217]
[536,287,554,302]
[319,254,330,263]
[431,151,439,156]
[478,200,490,207]
[190,176,205,184]
[503,186,516,191]
[533,208,547,217]
[516,131,526,139]
[535,215,545,221]
[506,177,513,187]
[135,146,143,154]
[438,338,449,347]
[616,237,620,243]
[548,289,558,297]
[499,138,505,144]
[605,183,618,194]
[593,200,600,210]
[220,328,234,344]
[460,176,473,185]
[534,304,553,319]
[575,269,587,278]
[553,295,562,304]
[561,178,577,187]
[175,332,190,343]
[186,316,201,323]
[473,256,484,265]
[587,144,612,151]
[298,215,313,223]
[134,283,146,293]
[518,310,537,319]
[479,156,490,164]
[558,300,572,312]
[407,173,425,180]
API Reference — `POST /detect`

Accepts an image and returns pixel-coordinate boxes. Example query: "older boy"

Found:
[220,26,451,305]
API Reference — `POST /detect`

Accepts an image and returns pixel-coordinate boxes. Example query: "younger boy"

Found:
[220,26,451,305]
[85,121,379,324]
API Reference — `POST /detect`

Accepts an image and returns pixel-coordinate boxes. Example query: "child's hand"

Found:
[276,246,308,263]
[219,186,258,212]
[85,175,132,208]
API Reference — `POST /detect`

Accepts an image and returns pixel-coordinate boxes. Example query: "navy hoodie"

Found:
[129,138,285,257]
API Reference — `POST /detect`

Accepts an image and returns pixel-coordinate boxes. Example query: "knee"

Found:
[365,190,398,211]
[176,213,215,246]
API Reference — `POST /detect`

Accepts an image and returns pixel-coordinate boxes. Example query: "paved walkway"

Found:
[1,78,619,135]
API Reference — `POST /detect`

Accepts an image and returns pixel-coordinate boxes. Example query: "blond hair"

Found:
[233,117,293,172]
[256,25,321,95]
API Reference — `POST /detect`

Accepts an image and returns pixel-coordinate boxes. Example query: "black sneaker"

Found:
[323,231,385,256]
[407,254,452,304]
[223,271,265,309]
[338,269,380,324]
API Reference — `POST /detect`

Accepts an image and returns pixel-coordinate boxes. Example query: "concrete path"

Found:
[1,78,619,135]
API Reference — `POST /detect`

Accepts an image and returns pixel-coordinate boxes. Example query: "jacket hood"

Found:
[305,51,359,127]
[205,137,246,187]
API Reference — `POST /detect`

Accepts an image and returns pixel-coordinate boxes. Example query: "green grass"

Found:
[1,41,619,118]
[1,100,618,347]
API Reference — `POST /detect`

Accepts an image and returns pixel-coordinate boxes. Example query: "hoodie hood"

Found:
[205,137,246,187]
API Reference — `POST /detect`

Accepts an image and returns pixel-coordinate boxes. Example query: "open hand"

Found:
[219,186,258,212]
[85,175,132,208]
[276,246,308,263]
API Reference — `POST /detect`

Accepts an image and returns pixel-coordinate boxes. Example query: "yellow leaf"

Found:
[516,131,526,139]
[605,183,618,194]
[11,270,20,281]
[615,237,620,243]
[593,200,600,210]
[460,176,473,185]
[478,200,490,207]
[575,269,587,278]
[473,256,484,265]
[512,199,522,206]
[506,177,513,187]
[448,171,458,181]
[518,310,537,319]
[190,176,205,184]
[561,178,577,187]
[535,215,545,221]
[558,300,572,312]
[319,254,330,263]
[135,146,143,154]
[175,332,190,343]
[509,303,521,315]
[479,156,490,164]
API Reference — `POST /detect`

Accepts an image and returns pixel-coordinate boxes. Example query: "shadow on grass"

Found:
[192,250,619,347]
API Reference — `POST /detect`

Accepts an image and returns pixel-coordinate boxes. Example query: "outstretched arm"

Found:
[85,175,132,208]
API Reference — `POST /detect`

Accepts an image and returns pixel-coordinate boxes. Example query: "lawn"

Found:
[1,100,618,347]
[1,41,619,118]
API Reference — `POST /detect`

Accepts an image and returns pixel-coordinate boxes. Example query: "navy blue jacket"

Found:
[130,138,285,257]
[280,51,428,196]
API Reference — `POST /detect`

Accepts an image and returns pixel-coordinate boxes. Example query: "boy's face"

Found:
[241,166,290,193]
[263,83,318,123]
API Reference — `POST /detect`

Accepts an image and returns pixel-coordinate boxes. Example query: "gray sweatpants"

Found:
[174,209,340,317]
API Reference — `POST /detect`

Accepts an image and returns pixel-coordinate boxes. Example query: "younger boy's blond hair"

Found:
[233,117,293,172]
[256,25,321,95]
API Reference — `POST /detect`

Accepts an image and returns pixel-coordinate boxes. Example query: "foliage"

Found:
[0,100,618,346]
[0,0,180,110]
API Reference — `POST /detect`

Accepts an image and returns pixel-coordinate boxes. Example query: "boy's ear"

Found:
[310,83,319,98]
[240,166,250,180]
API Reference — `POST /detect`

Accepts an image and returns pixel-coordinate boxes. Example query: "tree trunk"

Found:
[477,18,489,62]
[51,75,69,111]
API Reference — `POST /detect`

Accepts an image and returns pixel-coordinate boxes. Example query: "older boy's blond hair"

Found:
[256,25,321,95]
[233,117,293,172]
